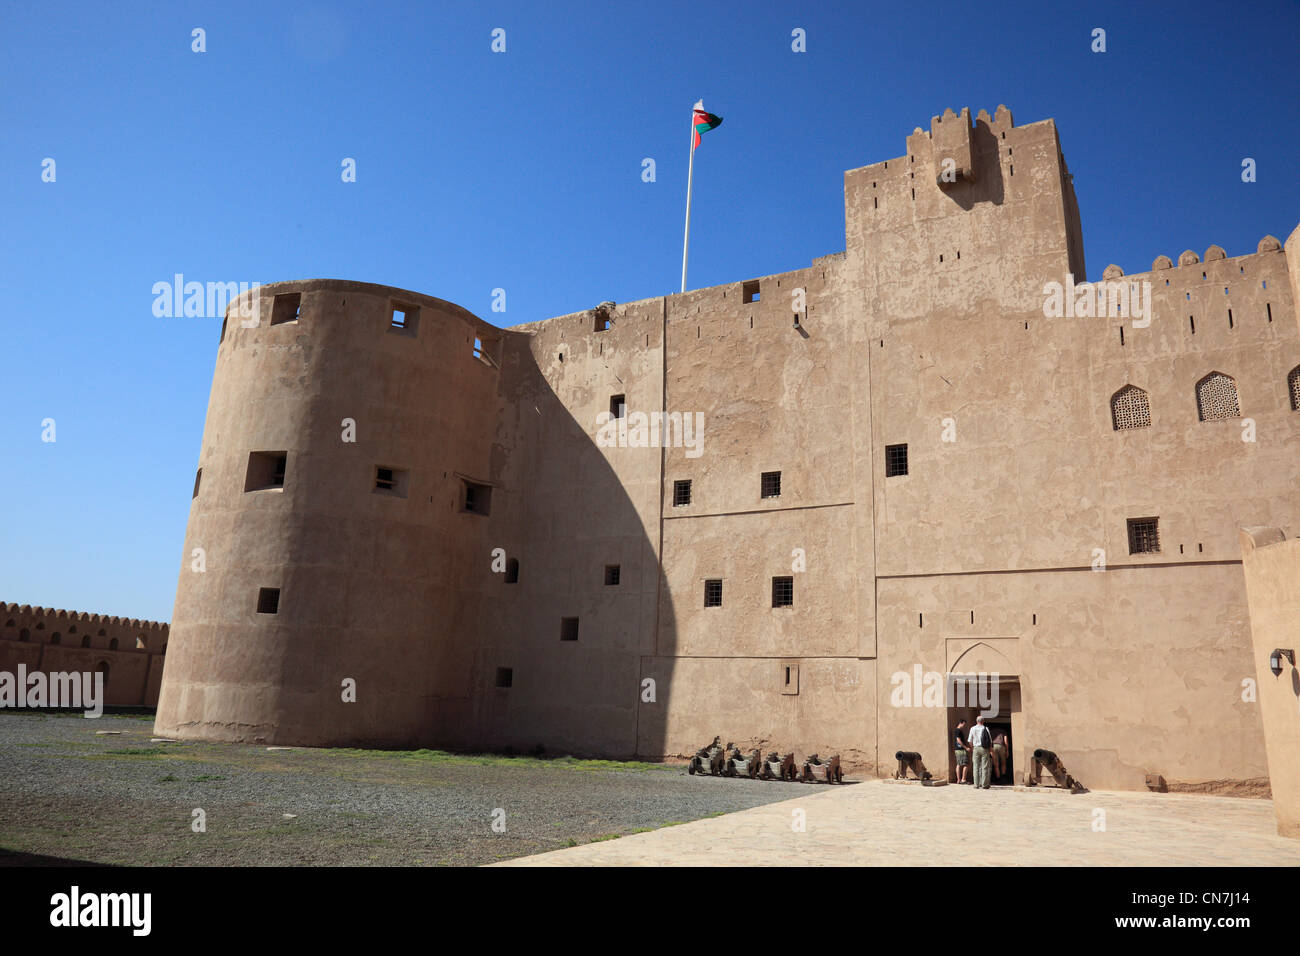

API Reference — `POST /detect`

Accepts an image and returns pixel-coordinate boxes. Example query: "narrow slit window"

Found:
[192,468,202,499]
[610,394,626,419]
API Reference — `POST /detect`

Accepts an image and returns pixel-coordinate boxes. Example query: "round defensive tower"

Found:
[155,280,508,746]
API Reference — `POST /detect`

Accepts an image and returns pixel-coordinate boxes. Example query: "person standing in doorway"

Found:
[991,729,1008,783]
[968,716,992,789]
[953,719,971,785]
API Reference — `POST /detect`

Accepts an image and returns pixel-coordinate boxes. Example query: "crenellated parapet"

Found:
[1,601,168,652]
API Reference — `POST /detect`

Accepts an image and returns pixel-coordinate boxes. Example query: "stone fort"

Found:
[141,105,1300,796]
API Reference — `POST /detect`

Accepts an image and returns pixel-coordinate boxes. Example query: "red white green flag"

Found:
[692,100,723,149]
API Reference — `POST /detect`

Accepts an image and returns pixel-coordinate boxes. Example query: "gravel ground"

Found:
[0,712,812,866]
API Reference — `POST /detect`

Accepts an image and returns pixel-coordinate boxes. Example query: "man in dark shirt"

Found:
[952,719,970,784]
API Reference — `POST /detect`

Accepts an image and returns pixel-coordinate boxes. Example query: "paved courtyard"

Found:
[498,779,1300,866]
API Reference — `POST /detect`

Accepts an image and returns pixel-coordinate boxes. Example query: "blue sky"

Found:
[2,0,1298,622]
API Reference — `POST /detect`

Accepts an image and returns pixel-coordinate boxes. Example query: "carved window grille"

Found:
[1195,372,1240,421]
[1289,366,1300,411]
[1111,385,1151,430]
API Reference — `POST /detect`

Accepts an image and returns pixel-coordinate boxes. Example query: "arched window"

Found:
[505,558,519,584]
[1196,371,1240,421]
[51,633,61,645]
[1289,365,1300,411]
[109,638,119,650]
[19,629,30,642]
[97,628,106,637]
[1111,385,1151,430]
[81,635,91,648]
[3,619,14,629]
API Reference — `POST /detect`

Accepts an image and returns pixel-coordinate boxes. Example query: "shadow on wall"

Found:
[471,327,678,761]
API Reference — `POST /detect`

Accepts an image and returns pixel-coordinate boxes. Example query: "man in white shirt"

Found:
[967,716,993,789]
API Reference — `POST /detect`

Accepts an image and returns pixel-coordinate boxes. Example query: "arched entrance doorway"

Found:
[947,641,1023,786]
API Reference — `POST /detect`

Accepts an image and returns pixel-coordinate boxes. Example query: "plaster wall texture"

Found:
[152,107,1300,795]
[1239,529,1300,837]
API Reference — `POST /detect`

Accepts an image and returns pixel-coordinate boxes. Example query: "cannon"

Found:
[799,753,844,784]
[894,750,932,781]
[761,751,797,781]
[687,736,728,776]
[1024,748,1085,793]
[724,745,762,778]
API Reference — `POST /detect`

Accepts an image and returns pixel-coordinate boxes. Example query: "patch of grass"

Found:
[159,775,178,782]
[104,749,163,756]
[192,774,224,782]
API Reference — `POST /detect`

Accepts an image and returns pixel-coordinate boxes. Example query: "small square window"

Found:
[374,465,409,498]
[472,332,501,367]
[743,280,761,304]
[761,471,781,498]
[462,480,492,516]
[560,617,579,641]
[495,667,513,688]
[594,312,611,332]
[704,579,723,608]
[257,587,280,614]
[270,293,301,326]
[610,394,626,419]
[772,576,794,608]
[244,451,287,492]
[1127,517,1160,555]
[604,564,621,586]
[673,480,692,507]
[885,444,908,477]
[389,303,419,336]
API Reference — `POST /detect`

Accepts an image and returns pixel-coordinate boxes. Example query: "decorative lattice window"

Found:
[1289,366,1300,411]
[1195,372,1240,422]
[1111,385,1151,430]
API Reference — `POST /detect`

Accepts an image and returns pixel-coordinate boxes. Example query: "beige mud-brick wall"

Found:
[1240,529,1300,837]
[157,281,506,747]
[0,604,168,707]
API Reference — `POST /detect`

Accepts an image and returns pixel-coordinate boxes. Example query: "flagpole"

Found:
[681,104,697,294]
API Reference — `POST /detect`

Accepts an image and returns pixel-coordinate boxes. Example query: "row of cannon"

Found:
[687,737,844,784]
[894,747,1085,793]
